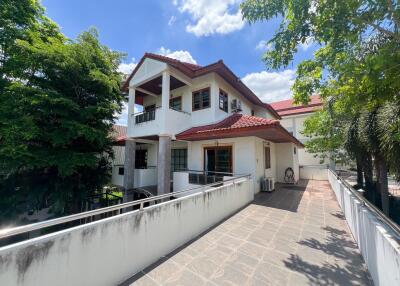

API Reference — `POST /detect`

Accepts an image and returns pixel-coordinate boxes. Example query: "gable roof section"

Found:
[269,95,323,117]
[121,53,281,119]
[176,114,303,146]
[112,124,127,145]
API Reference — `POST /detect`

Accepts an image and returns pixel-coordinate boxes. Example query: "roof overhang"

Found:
[176,124,304,147]
[122,53,281,119]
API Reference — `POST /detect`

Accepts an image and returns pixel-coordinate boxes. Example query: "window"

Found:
[294,146,297,154]
[251,110,255,116]
[192,88,210,111]
[135,149,148,169]
[204,146,233,175]
[118,167,124,175]
[169,96,182,111]
[219,89,228,112]
[171,149,187,172]
[265,147,271,169]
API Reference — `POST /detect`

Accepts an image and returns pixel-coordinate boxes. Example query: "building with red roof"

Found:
[268,95,326,169]
[118,53,303,194]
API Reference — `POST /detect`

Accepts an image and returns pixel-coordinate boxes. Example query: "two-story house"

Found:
[121,53,303,196]
[269,96,334,180]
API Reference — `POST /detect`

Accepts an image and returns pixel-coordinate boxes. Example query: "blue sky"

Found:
[41,0,317,124]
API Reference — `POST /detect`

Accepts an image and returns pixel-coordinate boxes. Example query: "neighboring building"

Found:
[121,53,303,196]
[111,125,127,187]
[269,95,325,166]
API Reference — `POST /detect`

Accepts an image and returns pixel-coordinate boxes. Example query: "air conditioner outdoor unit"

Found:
[231,99,242,112]
[260,177,275,192]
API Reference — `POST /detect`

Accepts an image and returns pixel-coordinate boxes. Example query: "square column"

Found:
[160,71,170,133]
[123,138,136,202]
[157,135,172,195]
[128,87,136,128]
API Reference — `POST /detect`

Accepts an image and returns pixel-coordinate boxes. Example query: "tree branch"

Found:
[386,0,400,28]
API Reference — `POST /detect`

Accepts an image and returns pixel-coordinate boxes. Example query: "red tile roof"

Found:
[268,95,323,117]
[121,53,280,119]
[112,125,127,145]
[176,114,303,146]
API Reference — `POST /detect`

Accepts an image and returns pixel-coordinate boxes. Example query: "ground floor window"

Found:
[204,146,233,175]
[265,146,271,169]
[135,149,148,169]
[171,149,187,172]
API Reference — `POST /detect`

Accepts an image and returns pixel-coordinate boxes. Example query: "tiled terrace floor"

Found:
[122,180,371,286]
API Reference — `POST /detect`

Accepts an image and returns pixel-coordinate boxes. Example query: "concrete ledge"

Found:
[328,170,400,286]
[0,178,253,286]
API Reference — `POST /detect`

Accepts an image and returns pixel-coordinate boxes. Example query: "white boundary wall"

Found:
[0,178,253,286]
[300,165,328,180]
[328,170,400,286]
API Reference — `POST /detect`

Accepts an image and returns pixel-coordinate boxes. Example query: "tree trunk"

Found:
[355,156,364,187]
[375,155,390,216]
[362,153,375,201]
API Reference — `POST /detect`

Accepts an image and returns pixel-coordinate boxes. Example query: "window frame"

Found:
[192,87,211,111]
[169,96,182,111]
[265,146,271,169]
[171,148,188,172]
[219,89,228,113]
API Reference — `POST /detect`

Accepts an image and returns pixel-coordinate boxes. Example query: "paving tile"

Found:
[186,255,220,278]
[121,180,371,286]
[224,251,259,275]
[145,260,182,284]
[237,241,267,260]
[163,269,206,286]
[211,265,250,286]
[253,262,290,285]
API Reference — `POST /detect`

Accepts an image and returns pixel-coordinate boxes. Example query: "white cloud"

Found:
[168,16,176,26]
[116,103,142,126]
[242,70,296,102]
[173,0,245,37]
[157,46,197,64]
[256,40,273,51]
[116,102,129,126]
[118,58,137,75]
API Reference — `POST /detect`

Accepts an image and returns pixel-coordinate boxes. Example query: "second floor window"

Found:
[192,88,210,111]
[219,89,228,112]
[169,96,182,111]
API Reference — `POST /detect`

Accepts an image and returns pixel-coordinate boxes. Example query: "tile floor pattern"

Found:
[122,180,372,286]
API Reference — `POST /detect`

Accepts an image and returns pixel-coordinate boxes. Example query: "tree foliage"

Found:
[241,0,400,215]
[0,0,124,222]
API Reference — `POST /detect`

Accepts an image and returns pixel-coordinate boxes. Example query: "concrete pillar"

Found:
[123,138,136,202]
[160,71,170,133]
[157,135,172,195]
[128,87,136,128]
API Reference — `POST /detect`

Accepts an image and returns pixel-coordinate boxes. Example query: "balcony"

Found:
[1,174,399,286]
[134,109,156,124]
[130,107,191,138]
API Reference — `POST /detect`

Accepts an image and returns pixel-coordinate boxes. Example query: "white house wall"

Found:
[255,138,277,191]
[130,58,167,87]
[275,143,299,183]
[280,114,325,166]
[187,136,282,193]
[135,70,278,139]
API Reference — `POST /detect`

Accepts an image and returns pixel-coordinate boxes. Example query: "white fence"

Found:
[0,177,253,286]
[299,165,328,180]
[328,169,400,286]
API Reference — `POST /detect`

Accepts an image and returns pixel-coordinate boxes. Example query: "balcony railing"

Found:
[134,108,158,124]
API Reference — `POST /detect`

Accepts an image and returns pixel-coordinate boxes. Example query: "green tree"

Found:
[0,1,124,222]
[241,0,400,215]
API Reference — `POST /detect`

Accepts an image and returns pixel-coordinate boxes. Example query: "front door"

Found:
[204,146,233,176]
